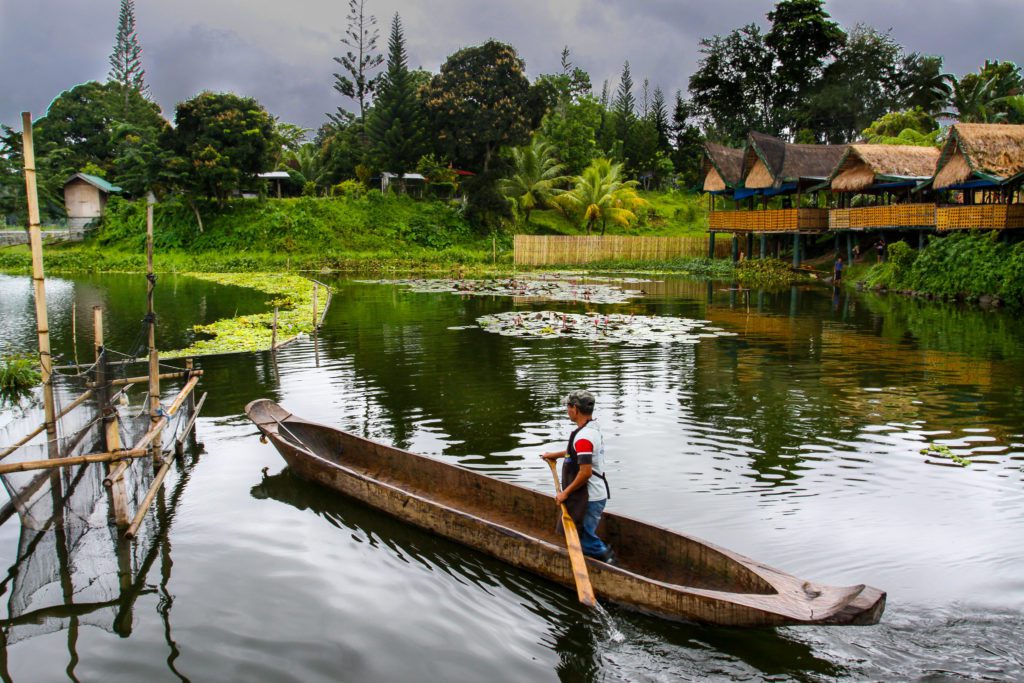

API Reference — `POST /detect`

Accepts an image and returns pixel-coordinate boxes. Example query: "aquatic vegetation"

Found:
[359,276,644,304]
[474,311,736,346]
[163,273,328,358]
[736,258,803,287]
[0,354,41,404]
[920,443,972,467]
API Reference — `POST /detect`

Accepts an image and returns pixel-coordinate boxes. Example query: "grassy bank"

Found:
[847,232,1024,306]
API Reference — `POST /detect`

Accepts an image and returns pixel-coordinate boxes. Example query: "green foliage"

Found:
[332,179,367,198]
[497,137,567,223]
[164,273,325,358]
[736,258,800,287]
[108,0,148,108]
[854,232,1024,305]
[538,96,602,176]
[163,91,276,203]
[422,40,540,172]
[551,158,648,235]
[0,354,41,395]
[887,240,916,273]
[861,108,941,146]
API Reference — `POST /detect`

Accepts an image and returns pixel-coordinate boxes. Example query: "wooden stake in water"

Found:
[312,283,319,329]
[146,193,160,457]
[21,112,57,457]
[272,307,279,349]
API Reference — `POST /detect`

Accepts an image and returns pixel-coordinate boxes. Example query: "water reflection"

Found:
[252,467,844,682]
[1,271,1023,681]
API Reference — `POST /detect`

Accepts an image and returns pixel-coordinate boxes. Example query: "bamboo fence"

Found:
[514,235,731,266]
[708,209,829,233]
[936,204,1024,231]
[830,204,936,230]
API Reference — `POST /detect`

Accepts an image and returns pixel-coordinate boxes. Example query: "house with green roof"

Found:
[64,173,122,228]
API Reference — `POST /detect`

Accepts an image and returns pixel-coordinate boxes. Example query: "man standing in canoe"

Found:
[541,390,614,563]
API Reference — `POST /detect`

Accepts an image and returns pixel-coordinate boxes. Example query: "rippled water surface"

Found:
[1,272,1023,681]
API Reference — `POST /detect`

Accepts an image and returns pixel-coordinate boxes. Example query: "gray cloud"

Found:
[2,0,1022,135]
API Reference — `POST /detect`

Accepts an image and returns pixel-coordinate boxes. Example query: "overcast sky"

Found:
[2,0,1022,135]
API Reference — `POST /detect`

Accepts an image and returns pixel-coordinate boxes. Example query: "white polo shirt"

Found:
[570,421,607,502]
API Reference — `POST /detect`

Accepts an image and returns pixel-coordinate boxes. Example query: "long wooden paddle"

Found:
[546,458,597,608]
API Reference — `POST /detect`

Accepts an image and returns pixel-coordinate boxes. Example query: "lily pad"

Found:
[356,277,643,304]
[473,311,737,346]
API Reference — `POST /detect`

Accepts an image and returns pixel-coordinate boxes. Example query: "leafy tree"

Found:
[422,40,540,173]
[765,0,845,131]
[365,14,430,178]
[108,0,149,114]
[331,0,384,123]
[898,54,947,115]
[497,137,566,223]
[670,92,705,187]
[163,92,276,227]
[861,109,940,146]
[318,117,364,184]
[551,158,648,235]
[539,95,601,175]
[689,24,777,141]
[801,25,904,142]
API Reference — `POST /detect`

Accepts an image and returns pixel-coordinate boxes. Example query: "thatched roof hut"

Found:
[933,123,1024,190]
[829,144,941,193]
[741,132,847,190]
[701,143,744,192]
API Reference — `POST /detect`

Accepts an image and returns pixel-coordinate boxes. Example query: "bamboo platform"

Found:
[936,204,1024,231]
[513,235,730,266]
[830,204,936,231]
[708,209,829,233]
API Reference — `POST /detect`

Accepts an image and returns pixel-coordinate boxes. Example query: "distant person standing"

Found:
[875,237,886,262]
[834,256,844,283]
[853,244,861,263]
[541,390,614,563]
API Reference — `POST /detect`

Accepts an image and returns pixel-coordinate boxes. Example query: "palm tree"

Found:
[279,143,328,192]
[551,158,649,235]
[932,75,1005,123]
[497,137,567,224]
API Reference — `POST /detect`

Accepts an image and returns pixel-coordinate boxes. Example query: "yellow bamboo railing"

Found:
[830,204,936,230]
[513,235,731,266]
[708,209,829,233]
[936,204,1024,231]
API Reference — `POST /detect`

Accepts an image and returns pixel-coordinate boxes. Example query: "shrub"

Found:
[1,354,40,393]
[887,240,916,273]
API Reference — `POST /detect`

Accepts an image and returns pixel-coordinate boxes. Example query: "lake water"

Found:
[0,272,1022,681]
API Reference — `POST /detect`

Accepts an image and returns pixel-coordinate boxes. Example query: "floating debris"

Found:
[920,443,972,467]
[356,278,643,304]
[474,311,736,346]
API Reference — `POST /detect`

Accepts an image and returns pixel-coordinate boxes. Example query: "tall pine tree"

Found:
[366,14,429,177]
[108,0,148,113]
[332,0,384,124]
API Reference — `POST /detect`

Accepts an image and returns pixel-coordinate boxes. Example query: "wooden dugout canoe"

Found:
[245,399,885,627]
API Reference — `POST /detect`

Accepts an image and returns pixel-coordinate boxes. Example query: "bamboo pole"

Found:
[146,193,160,456]
[175,391,207,457]
[0,389,94,462]
[271,307,278,349]
[87,369,201,389]
[21,112,57,457]
[0,448,149,476]
[72,300,78,368]
[312,283,318,330]
[124,460,171,539]
[103,374,200,488]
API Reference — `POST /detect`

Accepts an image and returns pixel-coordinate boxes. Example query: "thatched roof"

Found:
[829,144,941,192]
[933,123,1024,190]
[702,142,743,191]
[779,143,848,183]
[741,132,846,189]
